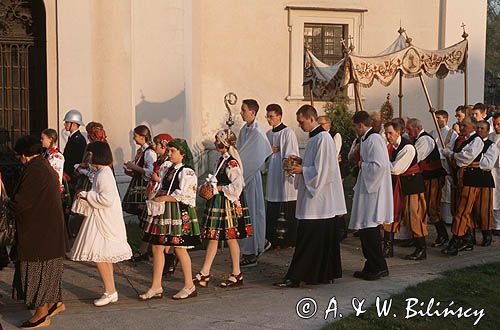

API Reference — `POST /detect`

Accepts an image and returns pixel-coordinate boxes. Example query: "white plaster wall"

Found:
[56,0,93,146]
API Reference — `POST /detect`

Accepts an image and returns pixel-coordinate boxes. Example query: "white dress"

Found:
[70,166,132,263]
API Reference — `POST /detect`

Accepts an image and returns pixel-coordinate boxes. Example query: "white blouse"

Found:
[167,163,198,207]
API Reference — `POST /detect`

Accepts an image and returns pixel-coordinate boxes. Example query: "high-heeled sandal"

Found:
[47,302,65,318]
[138,287,163,301]
[19,314,51,329]
[172,286,197,300]
[193,272,211,288]
[220,273,243,288]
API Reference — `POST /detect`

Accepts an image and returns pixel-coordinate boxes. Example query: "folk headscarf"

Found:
[88,126,107,142]
[155,133,174,148]
[215,129,243,172]
[167,138,194,169]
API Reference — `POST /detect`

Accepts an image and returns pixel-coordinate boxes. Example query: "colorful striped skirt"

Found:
[201,193,252,241]
[122,175,147,216]
[142,201,201,247]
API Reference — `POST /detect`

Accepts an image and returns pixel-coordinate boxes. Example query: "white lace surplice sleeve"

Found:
[221,160,244,202]
[170,168,197,207]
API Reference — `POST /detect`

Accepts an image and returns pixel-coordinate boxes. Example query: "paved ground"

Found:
[1,229,499,330]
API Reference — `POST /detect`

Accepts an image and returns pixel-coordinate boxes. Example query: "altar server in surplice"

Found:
[237,99,272,267]
[274,105,346,288]
[264,104,300,248]
[489,113,500,237]
[350,111,393,281]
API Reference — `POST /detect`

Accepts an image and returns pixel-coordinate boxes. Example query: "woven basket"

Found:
[199,183,214,200]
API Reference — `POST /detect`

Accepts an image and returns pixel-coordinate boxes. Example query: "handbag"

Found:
[0,181,15,247]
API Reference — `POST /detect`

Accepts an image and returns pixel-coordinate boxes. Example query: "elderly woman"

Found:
[12,135,68,329]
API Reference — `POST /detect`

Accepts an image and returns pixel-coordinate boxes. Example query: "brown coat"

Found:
[13,156,68,261]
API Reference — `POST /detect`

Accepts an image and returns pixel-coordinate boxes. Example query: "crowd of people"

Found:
[1,100,499,328]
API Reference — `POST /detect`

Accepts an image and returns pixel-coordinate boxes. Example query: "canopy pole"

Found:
[464,55,469,106]
[353,84,359,112]
[418,74,445,148]
[309,88,314,107]
[354,83,364,112]
[398,70,403,117]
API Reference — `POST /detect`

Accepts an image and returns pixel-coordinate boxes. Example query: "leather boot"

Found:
[458,230,474,251]
[481,230,493,246]
[405,237,427,260]
[432,221,449,247]
[383,231,394,258]
[441,235,461,256]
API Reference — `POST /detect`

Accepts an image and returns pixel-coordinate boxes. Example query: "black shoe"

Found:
[458,231,474,251]
[481,231,493,247]
[273,279,300,288]
[353,271,366,279]
[432,235,449,248]
[363,269,389,281]
[492,229,500,236]
[442,236,460,256]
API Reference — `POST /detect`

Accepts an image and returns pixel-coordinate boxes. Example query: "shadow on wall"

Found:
[132,91,186,161]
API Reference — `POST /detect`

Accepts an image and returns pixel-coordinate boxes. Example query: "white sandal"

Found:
[172,286,197,300]
[139,287,163,301]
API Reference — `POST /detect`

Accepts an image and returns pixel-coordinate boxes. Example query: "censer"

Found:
[275,203,288,240]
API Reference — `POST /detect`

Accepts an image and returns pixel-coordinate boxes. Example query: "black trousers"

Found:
[285,219,342,283]
[266,201,298,247]
[358,227,388,273]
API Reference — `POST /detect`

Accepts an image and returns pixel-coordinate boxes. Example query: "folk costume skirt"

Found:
[201,193,252,241]
[142,201,201,247]
[285,218,342,284]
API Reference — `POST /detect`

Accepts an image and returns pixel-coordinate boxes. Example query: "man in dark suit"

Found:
[62,109,87,198]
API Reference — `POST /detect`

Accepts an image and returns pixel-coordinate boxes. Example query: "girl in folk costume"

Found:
[74,122,109,192]
[41,129,65,191]
[143,133,178,274]
[139,139,201,300]
[122,125,157,261]
[70,142,132,307]
[41,129,72,217]
[194,129,252,288]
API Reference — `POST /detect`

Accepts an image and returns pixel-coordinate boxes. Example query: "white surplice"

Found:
[490,131,500,230]
[237,120,272,255]
[294,127,346,219]
[265,124,299,202]
[349,128,394,230]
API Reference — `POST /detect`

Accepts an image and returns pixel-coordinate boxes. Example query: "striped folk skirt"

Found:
[201,193,252,241]
[20,257,64,308]
[142,201,201,247]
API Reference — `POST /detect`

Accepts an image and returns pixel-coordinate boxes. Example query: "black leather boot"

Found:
[441,235,461,256]
[481,230,493,246]
[383,231,394,258]
[432,221,449,247]
[458,230,474,251]
[405,237,427,260]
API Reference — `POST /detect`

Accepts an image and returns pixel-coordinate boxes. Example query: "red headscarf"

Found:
[155,133,174,148]
[88,126,107,142]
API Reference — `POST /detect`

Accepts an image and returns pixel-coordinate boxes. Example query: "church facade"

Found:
[0,0,488,187]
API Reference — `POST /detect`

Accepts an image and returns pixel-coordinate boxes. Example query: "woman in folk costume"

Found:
[139,139,201,300]
[122,125,157,261]
[194,129,252,288]
[74,122,109,192]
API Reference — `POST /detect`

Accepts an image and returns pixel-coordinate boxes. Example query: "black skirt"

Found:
[285,218,342,284]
